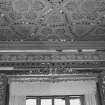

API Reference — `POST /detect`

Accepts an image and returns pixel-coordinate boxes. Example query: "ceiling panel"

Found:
[0,0,105,42]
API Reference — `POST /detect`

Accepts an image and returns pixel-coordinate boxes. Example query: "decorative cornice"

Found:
[0,52,105,75]
[0,52,104,75]
[0,52,105,62]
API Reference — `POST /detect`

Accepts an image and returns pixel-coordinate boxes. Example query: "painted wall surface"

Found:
[10,80,96,96]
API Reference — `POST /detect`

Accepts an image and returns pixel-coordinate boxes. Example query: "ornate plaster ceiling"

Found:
[0,0,105,42]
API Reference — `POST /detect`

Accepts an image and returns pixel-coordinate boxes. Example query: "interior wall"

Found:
[9,80,97,96]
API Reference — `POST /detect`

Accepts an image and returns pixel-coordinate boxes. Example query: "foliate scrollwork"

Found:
[80,0,97,13]
[55,28,65,35]
[93,27,105,35]
[97,16,105,27]
[46,10,65,24]
[24,11,37,21]
[95,0,105,12]
[12,0,30,13]
[0,15,10,27]
[0,61,105,75]
[31,0,45,12]
[71,12,98,22]
[10,25,32,39]
[64,0,79,12]
[8,10,23,21]
[0,28,16,41]
[0,1,12,11]
[71,23,94,38]
[40,27,53,36]
[80,0,105,13]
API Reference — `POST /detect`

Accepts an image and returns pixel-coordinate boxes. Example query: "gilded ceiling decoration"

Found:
[0,0,105,42]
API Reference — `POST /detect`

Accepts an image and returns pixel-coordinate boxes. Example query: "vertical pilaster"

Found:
[0,74,8,105]
[98,73,105,105]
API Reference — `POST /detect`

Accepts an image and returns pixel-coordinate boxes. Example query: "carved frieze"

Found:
[0,52,104,75]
